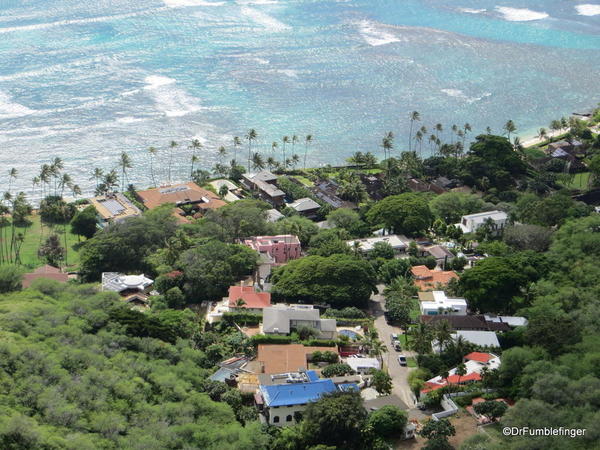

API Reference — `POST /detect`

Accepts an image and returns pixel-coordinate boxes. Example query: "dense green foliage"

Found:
[0,282,267,449]
[79,206,178,281]
[272,254,377,308]
[366,193,432,236]
[70,205,98,239]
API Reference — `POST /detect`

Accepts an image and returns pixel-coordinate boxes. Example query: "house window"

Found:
[273,416,280,423]
[286,415,293,422]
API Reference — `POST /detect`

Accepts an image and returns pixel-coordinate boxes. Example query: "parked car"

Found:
[391,333,399,343]
[398,355,407,366]
[394,342,402,351]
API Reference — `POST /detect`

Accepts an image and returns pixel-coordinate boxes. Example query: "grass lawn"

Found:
[559,172,590,190]
[406,356,417,368]
[523,147,546,159]
[6,214,83,270]
[292,175,314,187]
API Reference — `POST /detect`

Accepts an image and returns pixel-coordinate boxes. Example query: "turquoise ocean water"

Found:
[0,0,599,193]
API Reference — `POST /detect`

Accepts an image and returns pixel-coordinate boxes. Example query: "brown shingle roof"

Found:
[257,344,338,374]
[136,182,226,211]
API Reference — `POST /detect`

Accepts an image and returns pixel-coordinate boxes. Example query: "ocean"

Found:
[0,0,599,194]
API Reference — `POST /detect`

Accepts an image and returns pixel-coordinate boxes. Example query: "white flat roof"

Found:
[346,235,409,252]
[453,331,500,348]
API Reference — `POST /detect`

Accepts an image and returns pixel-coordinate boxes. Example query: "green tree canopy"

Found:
[272,254,377,308]
[70,205,99,239]
[367,405,408,438]
[366,193,433,236]
[429,192,489,224]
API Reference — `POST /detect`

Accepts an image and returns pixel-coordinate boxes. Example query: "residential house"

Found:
[101,272,154,309]
[411,265,459,291]
[420,314,511,332]
[242,171,285,206]
[209,179,243,202]
[431,176,461,192]
[262,304,337,340]
[346,235,410,255]
[255,370,338,426]
[456,210,508,234]
[419,291,467,316]
[359,174,385,200]
[421,352,501,394]
[345,357,381,374]
[209,356,251,384]
[89,193,141,228]
[243,235,301,264]
[311,180,356,209]
[265,208,285,223]
[423,245,455,268]
[135,182,226,222]
[408,178,446,195]
[227,286,271,313]
[449,330,500,349]
[484,314,528,328]
[288,197,320,219]
[22,265,69,288]
[257,344,339,374]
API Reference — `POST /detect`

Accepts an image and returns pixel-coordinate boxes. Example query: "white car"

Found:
[398,355,407,366]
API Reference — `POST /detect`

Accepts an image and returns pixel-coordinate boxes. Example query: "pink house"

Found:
[243,235,301,264]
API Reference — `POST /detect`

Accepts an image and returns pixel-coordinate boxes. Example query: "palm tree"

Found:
[251,152,266,171]
[168,141,177,183]
[291,135,298,158]
[189,139,202,178]
[90,168,104,192]
[503,120,516,141]
[147,147,157,187]
[218,145,227,164]
[414,130,423,156]
[486,126,492,135]
[435,123,443,141]
[408,111,420,151]
[537,127,548,143]
[409,323,432,354]
[58,173,72,197]
[303,134,312,170]
[271,141,278,161]
[266,156,277,171]
[429,134,437,152]
[7,168,17,194]
[433,319,453,351]
[31,176,40,201]
[233,136,242,164]
[291,154,300,169]
[550,120,561,142]
[39,164,51,199]
[245,129,258,172]
[455,362,467,388]
[281,136,290,171]
[450,124,458,145]
[382,133,394,162]
[463,123,471,148]
[119,151,132,192]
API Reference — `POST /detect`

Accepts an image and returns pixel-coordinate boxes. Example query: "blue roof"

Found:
[306,370,319,382]
[260,379,337,407]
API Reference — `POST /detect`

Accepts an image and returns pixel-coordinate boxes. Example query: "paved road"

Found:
[369,284,418,409]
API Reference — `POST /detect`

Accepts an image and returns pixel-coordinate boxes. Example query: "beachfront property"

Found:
[420,314,511,332]
[411,265,459,291]
[262,304,337,340]
[135,182,226,222]
[241,171,285,206]
[208,179,243,202]
[345,234,410,255]
[255,370,338,426]
[243,235,301,264]
[456,210,508,234]
[311,180,356,209]
[421,352,501,394]
[89,193,141,228]
[227,285,271,313]
[418,291,468,316]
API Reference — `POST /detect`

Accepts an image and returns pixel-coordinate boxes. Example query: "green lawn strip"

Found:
[406,357,417,368]
[11,214,82,270]
[292,175,314,187]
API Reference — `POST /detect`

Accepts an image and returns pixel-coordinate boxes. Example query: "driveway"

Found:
[369,284,418,409]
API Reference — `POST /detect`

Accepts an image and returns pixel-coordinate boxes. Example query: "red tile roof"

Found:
[228,286,271,309]
[411,265,459,291]
[464,352,493,363]
[421,372,482,393]
[22,265,69,288]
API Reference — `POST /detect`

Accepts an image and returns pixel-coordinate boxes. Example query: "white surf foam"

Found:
[459,8,486,14]
[240,6,290,31]
[358,21,400,46]
[495,7,548,21]
[163,0,225,7]
[0,8,168,34]
[143,75,201,118]
[0,91,35,119]
[441,88,491,104]
[575,4,600,16]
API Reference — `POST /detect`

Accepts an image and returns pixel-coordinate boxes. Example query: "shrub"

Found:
[322,363,354,377]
